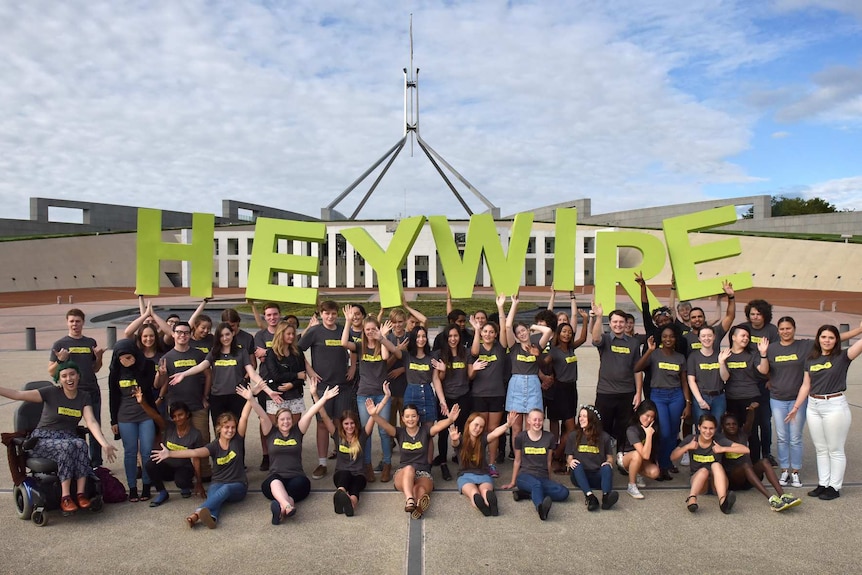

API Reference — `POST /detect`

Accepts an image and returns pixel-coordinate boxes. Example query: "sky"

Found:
[1,0,861,223]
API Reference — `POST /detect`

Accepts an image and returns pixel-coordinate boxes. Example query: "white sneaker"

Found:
[680,452,690,466]
[779,470,789,486]
[790,472,802,488]
[636,474,646,488]
[627,483,645,499]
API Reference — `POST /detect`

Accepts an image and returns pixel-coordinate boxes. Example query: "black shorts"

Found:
[471,396,505,413]
[546,381,577,421]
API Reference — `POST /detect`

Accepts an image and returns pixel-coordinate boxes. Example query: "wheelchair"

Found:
[10,381,104,526]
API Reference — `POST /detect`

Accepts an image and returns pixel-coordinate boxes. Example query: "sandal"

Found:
[719,492,736,515]
[186,512,199,528]
[128,487,139,503]
[404,497,416,513]
[140,484,151,502]
[686,495,698,513]
[411,494,430,520]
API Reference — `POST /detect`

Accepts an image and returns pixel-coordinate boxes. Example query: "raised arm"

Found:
[487,411,518,442]
[311,388,337,435]
[0,386,43,403]
[633,336,656,373]
[249,299,266,331]
[341,305,357,351]
[572,308,589,349]
[546,285,556,311]
[503,295,519,348]
[402,298,427,327]
[124,297,150,338]
[532,324,553,349]
[718,348,732,382]
[847,332,862,361]
[235,384,257,438]
[188,298,209,328]
[132,386,166,431]
[590,302,604,345]
[840,319,862,342]
[299,386,339,434]
[366,384,396,437]
[429,404,460,437]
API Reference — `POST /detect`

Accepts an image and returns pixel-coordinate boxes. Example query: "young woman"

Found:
[432,323,473,481]
[250,384,339,524]
[720,409,801,512]
[502,408,570,521]
[634,327,690,480]
[341,308,399,483]
[392,326,440,425]
[671,414,748,514]
[450,411,518,516]
[266,321,319,427]
[719,325,769,466]
[0,362,118,513]
[108,338,157,502]
[500,295,554,444]
[151,381,265,528]
[565,405,619,511]
[545,307,589,471]
[367,383,460,519]
[687,325,726,423]
[468,294,508,478]
[616,400,661,499]
[145,400,206,506]
[317,405,376,517]
[802,324,862,500]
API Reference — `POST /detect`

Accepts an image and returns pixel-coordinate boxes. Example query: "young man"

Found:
[742,299,780,466]
[252,301,280,471]
[299,300,350,480]
[156,322,212,479]
[590,303,643,449]
[48,309,106,466]
[684,281,737,354]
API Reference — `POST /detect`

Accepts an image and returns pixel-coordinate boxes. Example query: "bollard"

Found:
[69,295,73,304]
[25,327,36,351]
[57,296,61,305]
[840,323,850,349]
[106,326,117,349]
[832,301,837,312]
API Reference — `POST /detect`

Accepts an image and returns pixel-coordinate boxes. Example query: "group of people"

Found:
[4,280,859,525]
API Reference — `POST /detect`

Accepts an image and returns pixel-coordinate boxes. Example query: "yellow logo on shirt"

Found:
[691,343,703,350]
[57,407,82,418]
[214,359,238,367]
[515,355,536,363]
[692,454,715,463]
[774,354,798,362]
[339,444,351,454]
[565,356,578,364]
[477,354,497,362]
[611,346,631,354]
[725,452,743,460]
[216,451,237,465]
[524,447,547,455]
[166,441,187,451]
[698,362,720,370]
[450,361,466,369]
[401,441,423,450]
[173,359,198,368]
[325,339,342,347]
[577,445,599,453]
[273,438,298,446]
[809,362,832,372]
[119,379,137,388]
[726,361,747,369]
[68,347,92,354]
[658,362,680,371]
[409,363,430,371]
[362,354,383,362]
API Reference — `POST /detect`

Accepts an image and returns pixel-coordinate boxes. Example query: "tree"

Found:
[744,195,841,218]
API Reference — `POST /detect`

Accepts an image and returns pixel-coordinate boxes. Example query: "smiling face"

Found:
[321,308,338,329]
[578,408,589,430]
[638,409,656,428]
[219,418,237,441]
[778,320,796,343]
[447,327,461,350]
[466,415,486,438]
[276,410,293,434]
[698,328,715,349]
[474,311,488,328]
[818,328,838,354]
[351,307,365,328]
[480,324,497,344]
[401,407,420,429]
[624,317,635,336]
[282,325,297,345]
[140,325,157,349]
[653,310,672,327]
[218,327,234,348]
[689,309,706,329]
[170,407,190,427]
[264,307,280,328]
[527,410,544,431]
[58,367,79,392]
[515,324,530,344]
[194,320,211,340]
[660,327,676,349]
[731,328,750,350]
[558,324,573,344]
[364,321,380,341]
[415,328,428,349]
[341,416,357,437]
[609,312,626,336]
[698,419,716,441]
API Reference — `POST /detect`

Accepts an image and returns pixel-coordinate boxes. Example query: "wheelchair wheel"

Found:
[13,485,33,520]
[31,510,48,527]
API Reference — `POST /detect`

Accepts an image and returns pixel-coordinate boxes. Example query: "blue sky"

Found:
[1,0,860,222]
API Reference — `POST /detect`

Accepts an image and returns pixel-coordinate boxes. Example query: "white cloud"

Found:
[775,61,862,123]
[771,131,791,138]
[0,1,850,224]
[802,176,862,211]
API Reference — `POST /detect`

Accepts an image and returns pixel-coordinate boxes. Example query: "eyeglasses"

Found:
[174,330,191,336]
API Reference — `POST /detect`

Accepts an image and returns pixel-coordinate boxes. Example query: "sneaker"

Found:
[780,493,802,509]
[779,470,789,486]
[488,464,500,479]
[680,452,690,466]
[808,485,826,497]
[601,491,619,510]
[769,494,786,512]
[586,493,600,512]
[818,486,840,501]
[627,483,645,499]
[312,465,327,480]
[259,455,270,472]
[537,496,552,520]
[767,455,779,467]
[790,472,803,488]
[615,451,627,474]
[636,474,646,488]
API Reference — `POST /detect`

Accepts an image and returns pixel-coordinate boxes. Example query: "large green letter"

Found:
[595,231,665,312]
[552,208,577,291]
[662,206,753,300]
[342,216,425,307]
[136,208,214,298]
[245,218,326,305]
[427,216,483,299]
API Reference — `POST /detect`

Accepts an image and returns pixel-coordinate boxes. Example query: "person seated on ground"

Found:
[502,408,570,521]
[145,400,206,507]
[449,410,518,517]
[367,383,460,520]
[251,384,339,525]
[0,361,117,513]
[317,404,375,517]
[720,409,801,512]
[151,381,267,529]
[565,405,619,512]
[671,414,748,514]
[616,400,661,499]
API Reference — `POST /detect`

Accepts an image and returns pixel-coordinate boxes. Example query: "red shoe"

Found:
[61,496,78,513]
[76,493,91,509]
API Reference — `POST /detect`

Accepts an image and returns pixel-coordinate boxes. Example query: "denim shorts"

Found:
[457,473,494,492]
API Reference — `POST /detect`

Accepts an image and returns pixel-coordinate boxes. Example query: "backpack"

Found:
[94,466,127,503]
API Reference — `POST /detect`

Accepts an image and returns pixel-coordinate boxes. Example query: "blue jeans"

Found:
[516,474,570,508]
[88,388,103,467]
[118,419,156,486]
[771,397,807,471]
[357,394,392,465]
[199,482,247,520]
[692,393,727,423]
[651,387,685,470]
[570,464,613,495]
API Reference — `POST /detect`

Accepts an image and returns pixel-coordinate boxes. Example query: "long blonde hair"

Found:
[337,411,363,461]
[272,322,299,360]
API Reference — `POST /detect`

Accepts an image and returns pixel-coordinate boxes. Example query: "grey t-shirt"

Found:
[514,430,553,479]
[723,351,761,400]
[37,385,91,432]
[681,433,733,474]
[805,350,852,395]
[687,350,724,395]
[457,435,489,476]
[206,434,247,484]
[508,345,542,376]
[470,342,507,397]
[235,330,257,358]
[299,323,348,386]
[163,422,203,469]
[386,332,410,397]
[685,325,727,353]
[396,426,432,473]
[439,351,470,398]
[50,335,99,392]
[267,426,305,478]
[648,351,686,390]
[114,365,148,424]
[767,339,814,400]
[404,353,434,386]
[253,328,276,380]
[334,429,368,475]
[565,430,613,472]
[162,347,208,411]
[206,348,251,396]
[548,345,579,383]
[596,333,641,395]
[356,350,388,397]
